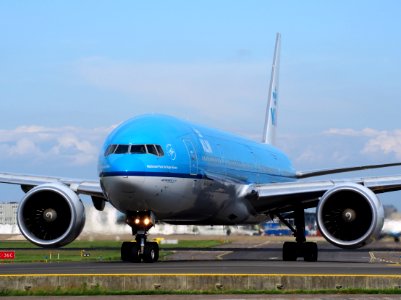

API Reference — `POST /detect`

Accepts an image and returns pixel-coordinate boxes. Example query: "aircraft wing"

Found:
[0,172,104,198]
[249,174,401,214]
[295,162,401,178]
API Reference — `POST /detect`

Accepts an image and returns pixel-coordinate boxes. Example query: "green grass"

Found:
[0,239,224,249]
[158,239,224,249]
[4,249,121,263]
[0,239,225,263]
[0,239,121,249]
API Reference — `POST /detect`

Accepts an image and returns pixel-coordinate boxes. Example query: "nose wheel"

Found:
[121,211,160,263]
[121,240,159,263]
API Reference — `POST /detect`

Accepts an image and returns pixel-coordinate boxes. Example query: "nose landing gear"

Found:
[121,211,159,263]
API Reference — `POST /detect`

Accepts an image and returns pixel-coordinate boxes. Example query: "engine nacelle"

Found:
[17,183,85,248]
[316,183,384,249]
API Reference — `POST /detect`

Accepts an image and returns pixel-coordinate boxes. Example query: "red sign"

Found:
[0,251,15,260]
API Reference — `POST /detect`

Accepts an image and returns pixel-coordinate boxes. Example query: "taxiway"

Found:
[0,237,400,275]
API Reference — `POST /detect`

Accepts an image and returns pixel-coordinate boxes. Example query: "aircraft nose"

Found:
[99,154,150,211]
[101,154,146,175]
[101,174,149,212]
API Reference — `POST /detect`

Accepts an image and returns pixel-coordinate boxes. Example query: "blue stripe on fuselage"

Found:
[100,171,205,180]
[99,170,294,184]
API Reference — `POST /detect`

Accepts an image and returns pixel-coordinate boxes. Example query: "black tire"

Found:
[282,241,297,261]
[151,242,159,262]
[121,241,131,262]
[143,242,159,263]
[121,242,141,263]
[303,242,318,262]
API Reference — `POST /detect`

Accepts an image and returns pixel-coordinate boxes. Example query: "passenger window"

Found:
[130,145,147,154]
[147,145,158,156]
[114,145,129,154]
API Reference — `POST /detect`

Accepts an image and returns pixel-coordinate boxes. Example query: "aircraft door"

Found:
[183,139,198,175]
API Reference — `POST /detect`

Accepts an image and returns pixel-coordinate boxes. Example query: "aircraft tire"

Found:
[282,241,297,261]
[151,242,160,262]
[303,242,318,262]
[121,241,131,262]
[121,241,141,263]
[143,242,159,263]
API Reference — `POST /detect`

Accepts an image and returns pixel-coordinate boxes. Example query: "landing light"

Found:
[128,213,155,228]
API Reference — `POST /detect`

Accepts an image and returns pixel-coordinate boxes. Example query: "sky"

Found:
[1,1,401,210]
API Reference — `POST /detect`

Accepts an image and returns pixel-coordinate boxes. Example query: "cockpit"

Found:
[104,144,164,157]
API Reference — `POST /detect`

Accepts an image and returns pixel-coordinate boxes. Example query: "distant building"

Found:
[0,202,19,225]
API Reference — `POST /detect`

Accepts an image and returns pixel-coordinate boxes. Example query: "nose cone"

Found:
[101,175,149,213]
[99,154,149,211]
[99,153,146,177]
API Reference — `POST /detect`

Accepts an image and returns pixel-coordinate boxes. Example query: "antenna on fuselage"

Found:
[262,32,281,145]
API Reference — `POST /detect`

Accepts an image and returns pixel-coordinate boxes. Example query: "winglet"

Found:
[262,32,281,145]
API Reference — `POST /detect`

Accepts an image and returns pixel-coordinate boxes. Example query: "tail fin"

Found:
[262,33,281,145]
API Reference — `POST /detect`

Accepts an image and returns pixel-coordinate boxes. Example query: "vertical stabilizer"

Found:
[262,33,281,145]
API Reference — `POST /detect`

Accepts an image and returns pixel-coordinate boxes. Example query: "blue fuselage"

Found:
[98,114,296,224]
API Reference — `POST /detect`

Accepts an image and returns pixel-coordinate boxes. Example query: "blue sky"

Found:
[1,1,401,209]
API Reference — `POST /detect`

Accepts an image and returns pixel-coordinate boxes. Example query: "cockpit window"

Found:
[130,145,147,154]
[147,144,158,156]
[104,144,117,156]
[155,145,164,156]
[114,144,130,154]
[105,144,164,157]
[156,145,164,155]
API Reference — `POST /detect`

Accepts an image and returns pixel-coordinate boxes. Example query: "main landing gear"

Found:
[121,211,159,263]
[274,208,318,262]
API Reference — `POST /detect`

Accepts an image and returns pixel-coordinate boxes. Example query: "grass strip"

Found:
[0,239,224,263]
[0,239,224,249]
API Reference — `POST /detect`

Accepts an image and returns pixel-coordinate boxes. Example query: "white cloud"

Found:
[285,128,401,170]
[326,128,401,159]
[2,121,401,175]
[324,128,380,137]
[362,130,401,159]
[0,125,113,167]
[8,138,41,156]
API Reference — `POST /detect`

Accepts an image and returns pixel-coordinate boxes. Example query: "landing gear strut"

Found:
[121,211,159,263]
[275,208,318,262]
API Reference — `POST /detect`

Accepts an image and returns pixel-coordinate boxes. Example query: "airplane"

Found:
[2,33,401,263]
[381,219,401,242]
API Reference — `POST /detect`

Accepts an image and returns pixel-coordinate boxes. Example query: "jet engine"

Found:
[17,182,85,248]
[316,182,384,249]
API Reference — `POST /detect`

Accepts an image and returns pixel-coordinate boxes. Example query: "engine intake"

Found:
[17,183,85,248]
[316,183,384,249]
